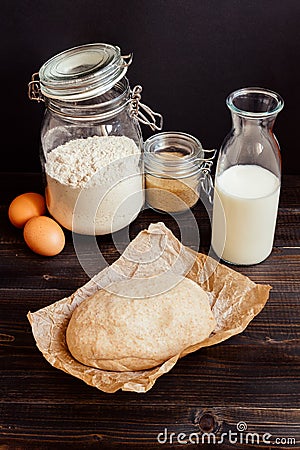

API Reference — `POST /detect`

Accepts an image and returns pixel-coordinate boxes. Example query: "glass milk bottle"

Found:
[211,87,284,265]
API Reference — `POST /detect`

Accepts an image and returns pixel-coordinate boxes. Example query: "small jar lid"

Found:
[38,43,131,101]
[144,131,204,178]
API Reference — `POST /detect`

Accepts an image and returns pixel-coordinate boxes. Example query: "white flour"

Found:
[45,135,144,235]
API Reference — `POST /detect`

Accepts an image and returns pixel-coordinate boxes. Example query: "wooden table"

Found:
[0,173,299,449]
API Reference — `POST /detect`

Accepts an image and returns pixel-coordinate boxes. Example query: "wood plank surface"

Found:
[0,172,299,449]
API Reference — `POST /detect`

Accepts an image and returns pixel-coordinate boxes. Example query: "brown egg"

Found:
[23,216,65,256]
[8,192,46,228]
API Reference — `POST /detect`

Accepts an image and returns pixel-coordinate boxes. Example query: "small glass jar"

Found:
[28,43,162,235]
[144,132,215,213]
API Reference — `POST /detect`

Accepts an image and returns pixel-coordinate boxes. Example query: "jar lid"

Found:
[38,43,131,100]
[144,132,205,178]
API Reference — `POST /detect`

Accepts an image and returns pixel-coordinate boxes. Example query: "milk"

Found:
[211,165,280,265]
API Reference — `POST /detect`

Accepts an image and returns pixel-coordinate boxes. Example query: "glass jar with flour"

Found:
[28,43,162,235]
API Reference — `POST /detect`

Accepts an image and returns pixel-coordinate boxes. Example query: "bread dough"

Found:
[66,277,216,371]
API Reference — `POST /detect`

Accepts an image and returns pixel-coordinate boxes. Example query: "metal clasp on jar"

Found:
[130,85,163,131]
[121,53,134,67]
[28,73,44,102]
[195,148,217,204]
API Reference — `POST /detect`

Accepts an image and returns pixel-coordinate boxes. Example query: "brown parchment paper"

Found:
[27,222,271,393]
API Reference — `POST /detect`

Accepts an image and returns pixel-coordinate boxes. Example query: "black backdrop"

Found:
[1,0,299,174]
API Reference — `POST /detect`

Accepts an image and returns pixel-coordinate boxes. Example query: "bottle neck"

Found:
[227,87,283,135]
[231,112,277,134]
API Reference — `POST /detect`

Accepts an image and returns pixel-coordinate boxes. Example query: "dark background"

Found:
[1,0,299,174]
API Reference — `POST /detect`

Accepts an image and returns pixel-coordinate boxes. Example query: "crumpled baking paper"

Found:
[27,222,271,393]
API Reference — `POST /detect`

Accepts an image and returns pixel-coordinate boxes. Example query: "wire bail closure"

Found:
[28,73,44,102]
[130,85,163,131]
[28,75,163,133]
[197,148,216,204]
[121,53,133,68]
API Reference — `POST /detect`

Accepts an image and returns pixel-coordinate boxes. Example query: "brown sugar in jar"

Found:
[144,132,215,213]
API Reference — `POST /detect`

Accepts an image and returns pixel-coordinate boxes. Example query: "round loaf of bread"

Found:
[66,277,216,371]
